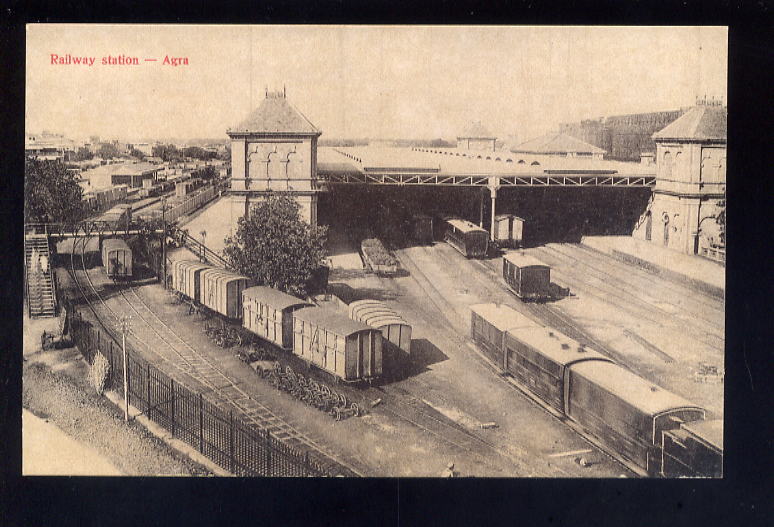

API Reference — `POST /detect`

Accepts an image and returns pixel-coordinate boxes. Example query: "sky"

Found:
[26,25,728,143]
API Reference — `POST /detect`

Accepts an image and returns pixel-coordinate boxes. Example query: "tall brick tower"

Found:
[227,88,322,227]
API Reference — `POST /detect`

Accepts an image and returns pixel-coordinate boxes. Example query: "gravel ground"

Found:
[22,353,212,477]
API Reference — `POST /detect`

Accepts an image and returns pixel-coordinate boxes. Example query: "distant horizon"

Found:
[27,25,727,143]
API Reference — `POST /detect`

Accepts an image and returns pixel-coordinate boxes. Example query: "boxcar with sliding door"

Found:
[349,300,412,369]
[493,214,525,248]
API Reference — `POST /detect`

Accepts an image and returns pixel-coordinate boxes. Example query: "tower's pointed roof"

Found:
[229,90,320,136]
[653,103,726,142]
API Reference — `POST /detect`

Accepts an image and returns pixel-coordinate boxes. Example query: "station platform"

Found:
[581,235,725,299]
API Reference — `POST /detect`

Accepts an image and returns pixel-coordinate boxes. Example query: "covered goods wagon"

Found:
[662,419,723,478]
[445,218,489,258]
[349,300,412,361]
[200,268,251,319]
[493,214,524,248]
[171,259,212,303]
[242,286,311,350]
[292,306,383,383]
[101,238,133,278]
[502,253,551,301]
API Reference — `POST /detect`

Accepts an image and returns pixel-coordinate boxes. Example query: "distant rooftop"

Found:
[228,89,320,136]
[511,132,606,155]
[652,102,727,142]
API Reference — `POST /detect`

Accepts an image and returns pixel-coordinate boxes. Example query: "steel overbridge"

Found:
[317,171,655,187]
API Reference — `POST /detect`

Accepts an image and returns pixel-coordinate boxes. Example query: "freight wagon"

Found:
[242,286,311,350]
[493,214,525,248]
[171,260,213,303]
[101,238,133,278]
[200,268,252,320]
[292,306,383,383]
[411,214,434,245]
[469,302,710,477]
[502,253,551,301]
[348,300,412,373]
[444,218,489,258]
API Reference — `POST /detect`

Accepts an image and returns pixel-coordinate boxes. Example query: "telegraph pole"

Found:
[161,197,167,289]
[119,315,131,422]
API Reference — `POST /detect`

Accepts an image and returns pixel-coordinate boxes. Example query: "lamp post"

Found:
[200,230,207,262]
[119,315,131,422]
[161,197,167,289]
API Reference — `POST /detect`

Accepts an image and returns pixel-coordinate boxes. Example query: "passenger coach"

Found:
[444,218,489,258]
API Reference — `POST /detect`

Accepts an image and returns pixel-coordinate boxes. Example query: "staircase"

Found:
[25,231,57,318]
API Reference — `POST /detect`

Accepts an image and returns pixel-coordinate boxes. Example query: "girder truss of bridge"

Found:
[318,172,656,188]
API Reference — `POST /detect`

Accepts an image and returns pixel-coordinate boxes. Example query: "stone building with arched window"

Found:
[632,101,726,257]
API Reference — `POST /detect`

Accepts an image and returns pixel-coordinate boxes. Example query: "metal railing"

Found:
[62,295,332,477]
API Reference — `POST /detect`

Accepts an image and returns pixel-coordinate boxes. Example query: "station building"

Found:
[227,89,321,226]
[632,100,726,257]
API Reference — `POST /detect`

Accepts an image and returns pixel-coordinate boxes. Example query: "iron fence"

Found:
[62,295,331,477]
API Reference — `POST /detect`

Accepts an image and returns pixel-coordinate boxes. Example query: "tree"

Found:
[129,148,146,159]
[715,199,726,247]
[73,146,93,161]
[96,143,120,159]
[223,193,328,297]
[152,143,182,162]
[192,166,218,181]
[25,159,86,224]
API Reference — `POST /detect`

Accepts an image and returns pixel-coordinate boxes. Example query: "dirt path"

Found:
[22,327,213,476]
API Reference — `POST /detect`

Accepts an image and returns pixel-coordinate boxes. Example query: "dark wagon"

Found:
[503,325,612,415]
[101,238,133,278]
[470,303,539,368]
[411,214,434,245]
[502,253,551,301]
[444,218,489,258]
[242,286,311,350]
[662,419,723,478]
[493,214,525,248]
[566,360,705,476]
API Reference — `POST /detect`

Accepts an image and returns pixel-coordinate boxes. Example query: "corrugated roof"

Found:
[503,253,548,268]
[459,121,495,139]
[470,303,539,332]
[294,306,374,336]
[511,132,606,155]
[349,300,409,328]
[682,419,723,451]
[243,286,311,311]
[652,105,727,142]
[571,361,703,417]
[230,94,320,135]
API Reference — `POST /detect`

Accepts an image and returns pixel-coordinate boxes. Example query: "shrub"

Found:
[89,352,111,395]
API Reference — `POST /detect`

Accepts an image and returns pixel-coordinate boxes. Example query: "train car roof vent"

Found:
[577,345,586,353]
[548,331,555,337]
[650,386,659,392]
[561,343,570,350]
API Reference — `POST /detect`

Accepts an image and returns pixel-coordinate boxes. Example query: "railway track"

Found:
[530,245,723,350]
[395,243,638,476]
[67,234,362,476]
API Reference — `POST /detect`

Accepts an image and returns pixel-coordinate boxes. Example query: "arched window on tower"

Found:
[662,151,672,179]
